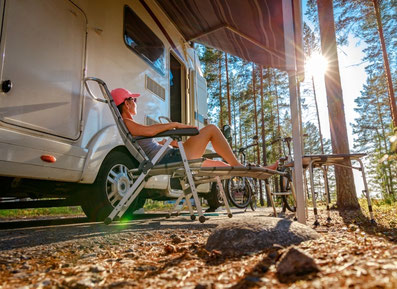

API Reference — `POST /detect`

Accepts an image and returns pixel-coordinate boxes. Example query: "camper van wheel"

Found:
[81,151,145,221]
[190,215,196,221]
[199,216,206,223]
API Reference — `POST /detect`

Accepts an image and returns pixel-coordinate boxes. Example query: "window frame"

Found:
[123,5,166,75]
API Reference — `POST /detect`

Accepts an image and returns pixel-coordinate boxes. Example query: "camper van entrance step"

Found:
[0,199,80,210]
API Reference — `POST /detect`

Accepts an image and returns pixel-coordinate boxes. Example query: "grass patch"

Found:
[0,206,83,219]
[143,200,174,211]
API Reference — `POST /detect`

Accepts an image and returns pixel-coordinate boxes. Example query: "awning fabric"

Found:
[155,0,303,73]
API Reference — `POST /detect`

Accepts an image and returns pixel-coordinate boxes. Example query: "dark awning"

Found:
[155,0,303,73]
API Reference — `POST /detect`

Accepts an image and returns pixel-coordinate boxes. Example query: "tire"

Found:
[205,182,224,212]
[226,177,252,208]
[279,169,296,212]
[81,151,145,221]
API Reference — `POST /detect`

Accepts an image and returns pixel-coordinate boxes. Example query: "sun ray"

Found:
[306,53,328,78]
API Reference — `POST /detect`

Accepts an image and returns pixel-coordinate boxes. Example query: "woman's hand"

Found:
[172,122,197,129]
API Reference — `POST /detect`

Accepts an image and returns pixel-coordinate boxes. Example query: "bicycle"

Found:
[225,136,259,210]
[271,136,297,213]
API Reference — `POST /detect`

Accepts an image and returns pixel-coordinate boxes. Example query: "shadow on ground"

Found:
[338,208,397,244]
[0,213,222,251]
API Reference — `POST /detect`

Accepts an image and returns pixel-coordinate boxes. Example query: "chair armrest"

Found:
[134,128,199,140]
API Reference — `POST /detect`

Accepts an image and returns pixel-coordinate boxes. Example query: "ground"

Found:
[0,206,396,289]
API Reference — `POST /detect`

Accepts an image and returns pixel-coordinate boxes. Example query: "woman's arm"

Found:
[124,119,196,137]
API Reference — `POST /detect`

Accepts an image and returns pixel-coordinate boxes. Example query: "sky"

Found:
[301,2,370,196]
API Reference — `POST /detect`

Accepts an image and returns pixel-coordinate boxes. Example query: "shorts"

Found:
[158,148,183,164]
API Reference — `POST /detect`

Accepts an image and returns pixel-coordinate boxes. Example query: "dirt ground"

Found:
[0,207,396,289]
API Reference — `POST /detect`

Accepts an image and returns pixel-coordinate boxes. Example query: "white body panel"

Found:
[0,0,209,197]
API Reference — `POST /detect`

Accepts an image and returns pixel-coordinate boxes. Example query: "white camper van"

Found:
[0,0,218,220]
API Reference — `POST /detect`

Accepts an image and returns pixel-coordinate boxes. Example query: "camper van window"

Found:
[124,5,165,75]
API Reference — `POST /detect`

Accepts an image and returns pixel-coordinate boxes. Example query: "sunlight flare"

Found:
[306,53,328,77]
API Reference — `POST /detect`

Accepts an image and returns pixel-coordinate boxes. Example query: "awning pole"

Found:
[288,71,306,224]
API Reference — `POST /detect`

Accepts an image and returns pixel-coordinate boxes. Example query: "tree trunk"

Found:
[372,0,397,130]
[312,76,325,154]
[317,0,359,209]
[312,75,331,202]
[273,70,282,157]
[218,57,223,129]
[260,67,271,207]
[252,63,265,206]
[225,53,232,146]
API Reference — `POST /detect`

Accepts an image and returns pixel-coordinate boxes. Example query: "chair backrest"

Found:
[84,77,148,163]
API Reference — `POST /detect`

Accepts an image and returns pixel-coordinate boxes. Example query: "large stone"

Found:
[276,246,320,282]
[205,217,320,255]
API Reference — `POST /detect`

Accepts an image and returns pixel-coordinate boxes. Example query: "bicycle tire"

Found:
[226,177,252,208]
[279,169,296,212]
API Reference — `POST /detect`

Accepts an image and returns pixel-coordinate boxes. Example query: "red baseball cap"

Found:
[111,88,140,106]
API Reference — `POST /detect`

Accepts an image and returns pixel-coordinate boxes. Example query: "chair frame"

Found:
[84,77,288,224]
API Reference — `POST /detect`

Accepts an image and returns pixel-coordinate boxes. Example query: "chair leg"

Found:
[303,170,309,218]
[177,179,196,219]
[167,194,185,218]
[184,193,196,220]
[320,166,331,222]
[357,159,376,224]
[177,141,205,223]
[104,172,147,225]
[215,176,232,218]
[309,161,320,226]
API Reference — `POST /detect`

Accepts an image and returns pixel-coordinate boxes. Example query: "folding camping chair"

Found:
[84,77,288,224]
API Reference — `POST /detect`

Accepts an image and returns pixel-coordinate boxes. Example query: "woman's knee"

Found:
[202,124,219,133]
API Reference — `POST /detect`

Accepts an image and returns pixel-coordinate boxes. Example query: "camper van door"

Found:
[190,70,208,129]
[0,0,86,139]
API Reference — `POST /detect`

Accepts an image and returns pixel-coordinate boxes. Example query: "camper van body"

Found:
[0,0,212,215]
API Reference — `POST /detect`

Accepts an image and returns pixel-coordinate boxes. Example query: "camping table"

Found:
[299,153,375,225]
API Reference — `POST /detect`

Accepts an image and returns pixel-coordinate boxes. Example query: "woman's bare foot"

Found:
[262,161,278,170]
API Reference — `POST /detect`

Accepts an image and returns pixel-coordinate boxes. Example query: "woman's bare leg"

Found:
[182,124,242,166]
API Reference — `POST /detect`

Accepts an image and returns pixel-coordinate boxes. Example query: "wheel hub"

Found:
[117,175,130,196]
[106,164,133,206]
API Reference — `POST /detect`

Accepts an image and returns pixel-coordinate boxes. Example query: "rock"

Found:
[205,217,320,255]
[276,246,320,283]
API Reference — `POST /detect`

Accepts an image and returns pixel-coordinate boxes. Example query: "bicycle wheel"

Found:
[226,177,252,208]
[279,169,296,212]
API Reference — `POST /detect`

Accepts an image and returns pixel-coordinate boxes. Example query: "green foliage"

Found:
[143,200,173,211]
[0,206,83,218]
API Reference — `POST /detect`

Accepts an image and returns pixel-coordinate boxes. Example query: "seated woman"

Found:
[112,88,275,169]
